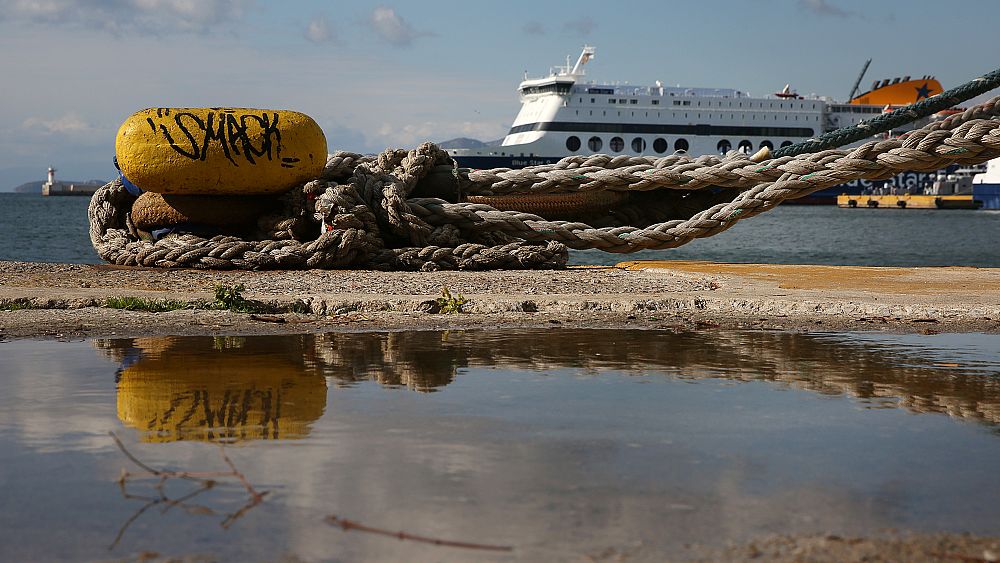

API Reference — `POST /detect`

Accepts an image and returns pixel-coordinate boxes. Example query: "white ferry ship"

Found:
[448,46,943,171]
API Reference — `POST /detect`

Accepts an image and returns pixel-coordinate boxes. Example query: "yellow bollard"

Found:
[115,107,327,195]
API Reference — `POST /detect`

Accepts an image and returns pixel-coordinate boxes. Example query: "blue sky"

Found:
[1,0,998,189]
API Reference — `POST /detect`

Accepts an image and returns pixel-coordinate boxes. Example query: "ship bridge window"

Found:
[610,137,625,152]
[566,136,581,152]
[588,136,603,151]
[717,139,732,154]
[674,138,689,152]
[520,83,571,95]
[631,137,646,152]
[653,138,668,153]
[738,140,753,154]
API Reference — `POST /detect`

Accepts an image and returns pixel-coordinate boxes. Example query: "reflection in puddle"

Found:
[98,336,327,442]
[3,329,998,561]
[100,331,1000,438]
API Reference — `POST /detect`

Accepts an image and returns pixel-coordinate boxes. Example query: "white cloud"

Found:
[0,0,253,33]
[369,6,428,47]
[22,114,93,134]
[305,13,333,43]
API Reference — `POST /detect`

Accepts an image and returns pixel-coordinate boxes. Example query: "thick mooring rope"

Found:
[90,95,1000,271]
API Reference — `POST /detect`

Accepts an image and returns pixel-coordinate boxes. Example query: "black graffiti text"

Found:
[146,109,284,167]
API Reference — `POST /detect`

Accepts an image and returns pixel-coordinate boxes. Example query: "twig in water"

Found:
[324,515,512,552]
[107,431,268,549]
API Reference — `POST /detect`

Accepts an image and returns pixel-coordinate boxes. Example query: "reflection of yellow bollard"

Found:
[116,107,327,195]
[116,337,327,443]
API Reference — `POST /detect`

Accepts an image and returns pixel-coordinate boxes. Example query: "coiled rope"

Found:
[90,90,1000,271]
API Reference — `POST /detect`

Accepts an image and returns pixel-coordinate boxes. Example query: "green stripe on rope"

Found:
[772,67,1000,159]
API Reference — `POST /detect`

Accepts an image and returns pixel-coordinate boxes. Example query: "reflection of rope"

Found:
[304,331,1000,424]
[90,91,1000,270]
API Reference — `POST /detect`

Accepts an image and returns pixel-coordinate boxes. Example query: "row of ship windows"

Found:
[578,97,819,110]
[573,110,819,121]
[565,136,795,154]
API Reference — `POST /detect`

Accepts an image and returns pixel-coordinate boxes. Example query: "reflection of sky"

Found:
[1,333,999,561]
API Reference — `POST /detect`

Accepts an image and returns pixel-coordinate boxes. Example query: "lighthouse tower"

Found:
[42,166,57,196]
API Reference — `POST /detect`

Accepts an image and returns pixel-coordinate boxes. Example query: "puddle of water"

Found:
[0,329,998,561]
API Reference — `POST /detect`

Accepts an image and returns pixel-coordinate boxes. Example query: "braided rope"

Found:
[90,94,1000,270]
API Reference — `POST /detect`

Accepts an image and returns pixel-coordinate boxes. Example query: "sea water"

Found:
[0,329,998,561]
[2,192,999,267]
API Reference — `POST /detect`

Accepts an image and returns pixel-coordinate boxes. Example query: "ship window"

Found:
[760,140,773,150]
[717,139,732,154]
[674,138,689,152]
[738,140,753,154]
[652,99,659,105]
[780,140,793,147]
[566,136,581,151]
[610,136,625,152]
[653,138,668,153]
[630,99,638,104]
[591,98,595,103]
[631,137,646,152]
[588,136,603,151]
[609,99,616,104]
[619,99,628,104]
[673,100,682,106]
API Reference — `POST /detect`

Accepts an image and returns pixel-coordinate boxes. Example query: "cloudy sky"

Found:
[1,0,998,188]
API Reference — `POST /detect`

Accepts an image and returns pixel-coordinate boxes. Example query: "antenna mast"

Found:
[848,58,872,100]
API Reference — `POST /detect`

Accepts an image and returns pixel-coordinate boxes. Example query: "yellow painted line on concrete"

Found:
[616,260,1000,294]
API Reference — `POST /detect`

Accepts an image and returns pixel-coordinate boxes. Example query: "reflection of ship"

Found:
[100,336,327,443]
[447,46,946,203]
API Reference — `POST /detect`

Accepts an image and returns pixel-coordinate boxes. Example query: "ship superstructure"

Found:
[449,46,940,169]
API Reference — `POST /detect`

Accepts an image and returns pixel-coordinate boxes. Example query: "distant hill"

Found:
[437,137,502,149]
[438,137,487,149]
[13,181,43,194]
[12,179,105,194]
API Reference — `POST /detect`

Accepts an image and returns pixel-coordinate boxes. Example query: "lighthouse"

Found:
[47,167,56,184]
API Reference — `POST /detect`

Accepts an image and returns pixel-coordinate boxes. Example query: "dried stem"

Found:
[108,431,267,550]
[325,515,513,552]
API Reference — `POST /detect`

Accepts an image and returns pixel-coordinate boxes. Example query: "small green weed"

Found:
[0,299,37,311]
[435,286,467,314]
[104,295,191,312]
[211,283,268,313]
